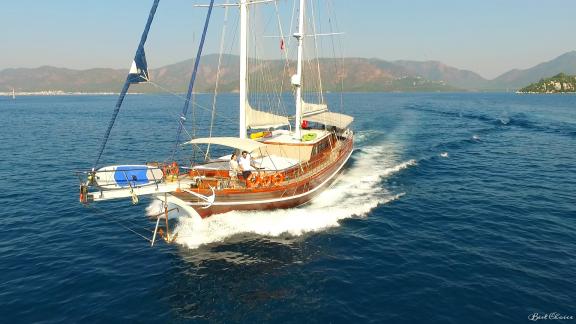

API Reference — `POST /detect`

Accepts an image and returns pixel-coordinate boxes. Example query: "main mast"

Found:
[239,0,248,139]
[292,0,305,139]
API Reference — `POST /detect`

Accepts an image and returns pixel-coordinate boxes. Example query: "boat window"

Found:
[312,138,331,157]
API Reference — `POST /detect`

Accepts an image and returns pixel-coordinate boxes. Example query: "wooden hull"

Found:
[170,136,353,218]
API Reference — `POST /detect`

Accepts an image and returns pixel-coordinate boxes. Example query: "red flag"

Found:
[280,39,285,50]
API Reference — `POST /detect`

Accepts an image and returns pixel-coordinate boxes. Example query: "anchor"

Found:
[149,193,180,247]
[184,186,216,209]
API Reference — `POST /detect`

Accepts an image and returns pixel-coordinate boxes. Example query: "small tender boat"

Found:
[92,165,164,189]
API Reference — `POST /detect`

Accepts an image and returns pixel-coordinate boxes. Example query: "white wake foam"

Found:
[146,200,164,216]
[167,143,416,249]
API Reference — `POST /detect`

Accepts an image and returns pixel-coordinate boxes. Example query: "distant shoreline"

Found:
[0,91,223,96]
[1,91,520,97]
[516,91,576,94]
[0,91,117,96]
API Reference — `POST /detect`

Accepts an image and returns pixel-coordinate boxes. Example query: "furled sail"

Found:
[298,100,353,129]
[301,101,328,117]
[246,101,290,129]
[185,137,267,153]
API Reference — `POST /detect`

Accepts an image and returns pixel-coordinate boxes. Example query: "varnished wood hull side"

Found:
[173,136,354,218]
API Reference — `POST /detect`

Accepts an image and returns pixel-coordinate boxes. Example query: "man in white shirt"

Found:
[239,150,255,179]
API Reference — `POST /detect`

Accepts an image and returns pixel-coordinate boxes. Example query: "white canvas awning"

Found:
[185,137,267,153]
[246,101,290,129]
[305,111,354,129]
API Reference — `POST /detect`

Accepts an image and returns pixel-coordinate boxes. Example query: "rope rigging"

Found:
[205,0,231,161]
[92,0,347,169]
[309,0,325,104]
[246,3,291,126]
[171,0,216,160]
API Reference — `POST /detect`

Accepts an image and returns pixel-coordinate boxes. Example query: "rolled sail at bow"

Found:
[127,48,150,83]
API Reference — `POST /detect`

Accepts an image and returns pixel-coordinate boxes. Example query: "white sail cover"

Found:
[246,101,289,129]
[302,101,328,117]
[185,137,267,152]
[305,111,354,129]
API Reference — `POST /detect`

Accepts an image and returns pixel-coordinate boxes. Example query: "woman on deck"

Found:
[229,153,241,188]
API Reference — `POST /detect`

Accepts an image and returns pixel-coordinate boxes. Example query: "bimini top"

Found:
[305,111,354,129]
[185,137,267,153]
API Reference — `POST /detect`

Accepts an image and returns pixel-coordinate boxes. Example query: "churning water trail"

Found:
[406,103,576,138]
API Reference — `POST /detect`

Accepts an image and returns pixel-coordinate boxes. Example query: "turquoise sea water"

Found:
[0,93,574,323]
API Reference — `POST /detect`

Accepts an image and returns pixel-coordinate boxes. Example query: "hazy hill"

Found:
[492,51,576,89]
[139,55,465,93]
[0,55,462,93]
[0,66,126,93]
[2,52,576,93]
[392,60,490,90]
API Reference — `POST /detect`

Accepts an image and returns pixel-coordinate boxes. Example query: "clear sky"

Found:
[1,0,575,79]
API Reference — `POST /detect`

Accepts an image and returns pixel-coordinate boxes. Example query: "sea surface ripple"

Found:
[0,93,574,323]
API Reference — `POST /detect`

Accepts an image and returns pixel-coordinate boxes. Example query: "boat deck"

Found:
[260,129,330,145]
[194,154,300,172]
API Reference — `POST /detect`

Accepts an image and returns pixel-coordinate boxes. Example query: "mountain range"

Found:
[2,51,576,93]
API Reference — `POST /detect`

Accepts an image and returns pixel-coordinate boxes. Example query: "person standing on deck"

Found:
[229,153,241,188]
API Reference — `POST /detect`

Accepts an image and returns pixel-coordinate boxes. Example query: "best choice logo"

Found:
[528,313,574,321]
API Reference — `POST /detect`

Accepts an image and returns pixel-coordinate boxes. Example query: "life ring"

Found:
[246,173,261,188]
[301,133,317,142]
[260,174,272,187]
[272,173,284,186]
